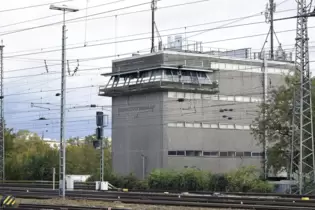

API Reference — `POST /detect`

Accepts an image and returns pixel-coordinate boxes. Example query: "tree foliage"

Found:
[3,128,272,192]
[4,129,111,181]
[251,75,315,174]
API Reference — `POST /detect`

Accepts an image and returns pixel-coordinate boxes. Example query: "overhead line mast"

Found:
[290,0,315,195]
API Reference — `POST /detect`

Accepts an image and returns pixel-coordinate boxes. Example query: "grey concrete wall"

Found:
[214,70,286,97]
[163,70,286,173]
[111,92,165,178]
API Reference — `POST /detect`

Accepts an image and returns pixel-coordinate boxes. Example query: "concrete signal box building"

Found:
[99,44,295,179]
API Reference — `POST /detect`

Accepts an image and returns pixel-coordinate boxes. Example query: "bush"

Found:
[225,166,274,193]
[208,174,228,192]
[148,169,213,191]
[89,166,274,193]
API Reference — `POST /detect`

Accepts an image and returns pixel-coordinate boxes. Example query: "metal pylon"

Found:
[290,0,315,195]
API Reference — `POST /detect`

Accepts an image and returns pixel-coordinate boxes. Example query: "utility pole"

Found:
[49,4,79,199]
[151,0,157,53]
[0,45,4,182]
[262,52,268,180]
[269,0,275,59]
[60,9,67,199]
[290,0,315,195]
[265,0,276,59]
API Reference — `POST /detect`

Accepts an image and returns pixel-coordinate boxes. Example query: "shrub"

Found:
[225,166,274,193]
[208,174,228,192]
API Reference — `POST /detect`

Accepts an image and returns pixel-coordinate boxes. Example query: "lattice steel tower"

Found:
[290,0,315,194]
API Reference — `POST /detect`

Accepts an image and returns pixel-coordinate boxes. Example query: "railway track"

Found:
[10,204,130,210]
[1,188,315,209]
[0,181,309,199]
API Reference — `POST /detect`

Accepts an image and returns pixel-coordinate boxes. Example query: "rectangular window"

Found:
[177,151,185,156]
[168,151,176,156]
[168,92,177,98]
[243,97,250,102]
[252,152,262,157]
[185,122,193,128]
[228,151,236,157]
[177,92,185,99]
[193,123,201,128]
[194,151,202,156]
[211,95,219,100]
[194,93,202,99]
[227,96,235,101]
[186,151,202,157]
[220,152,228,157]
[202,94,211,99]
[210,151,219,157]
[244,152,252,157]
[186,151,195,156]
[243,125,251,130]
[235,125,244,130]
[236,152,244,157]
[203,151,211,156]
[177,122,184,127]
[235,96,244,102]
[202,123,211,128]
[227,124,235,129]
[168,123,177,127]
[219,95,228,101]
[251,97,262,103]
[185,93,192,99]
[219,124,228,129]
[211,124,219,129]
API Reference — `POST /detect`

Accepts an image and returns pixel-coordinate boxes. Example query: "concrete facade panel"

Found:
[111,92,164,178]
[166,128,260,151]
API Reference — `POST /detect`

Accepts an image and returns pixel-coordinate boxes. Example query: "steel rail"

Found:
[0,188,315,209]
[0,182,310,199]
[17,204,130,210]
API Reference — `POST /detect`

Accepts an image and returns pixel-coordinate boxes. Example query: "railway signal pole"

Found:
[96,112,108,182]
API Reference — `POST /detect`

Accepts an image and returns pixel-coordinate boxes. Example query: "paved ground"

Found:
[19,198,244,210]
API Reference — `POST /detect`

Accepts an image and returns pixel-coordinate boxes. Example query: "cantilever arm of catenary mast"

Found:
[274,11,315,21]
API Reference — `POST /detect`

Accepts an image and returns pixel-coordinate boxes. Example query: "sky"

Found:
[0,0,312,140]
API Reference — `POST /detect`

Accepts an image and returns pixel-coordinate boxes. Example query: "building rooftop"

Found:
[99,38,295,97]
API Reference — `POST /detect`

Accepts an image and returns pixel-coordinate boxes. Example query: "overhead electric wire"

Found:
[0,0,127,30]
[3,7,296,58]
[0,1,156,37]
[0,0,72,13]
[4,23,307,60]
[6,101,264,125]
[2,85,277,117]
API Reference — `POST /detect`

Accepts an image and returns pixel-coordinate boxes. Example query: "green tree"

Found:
[251,75,315,175]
